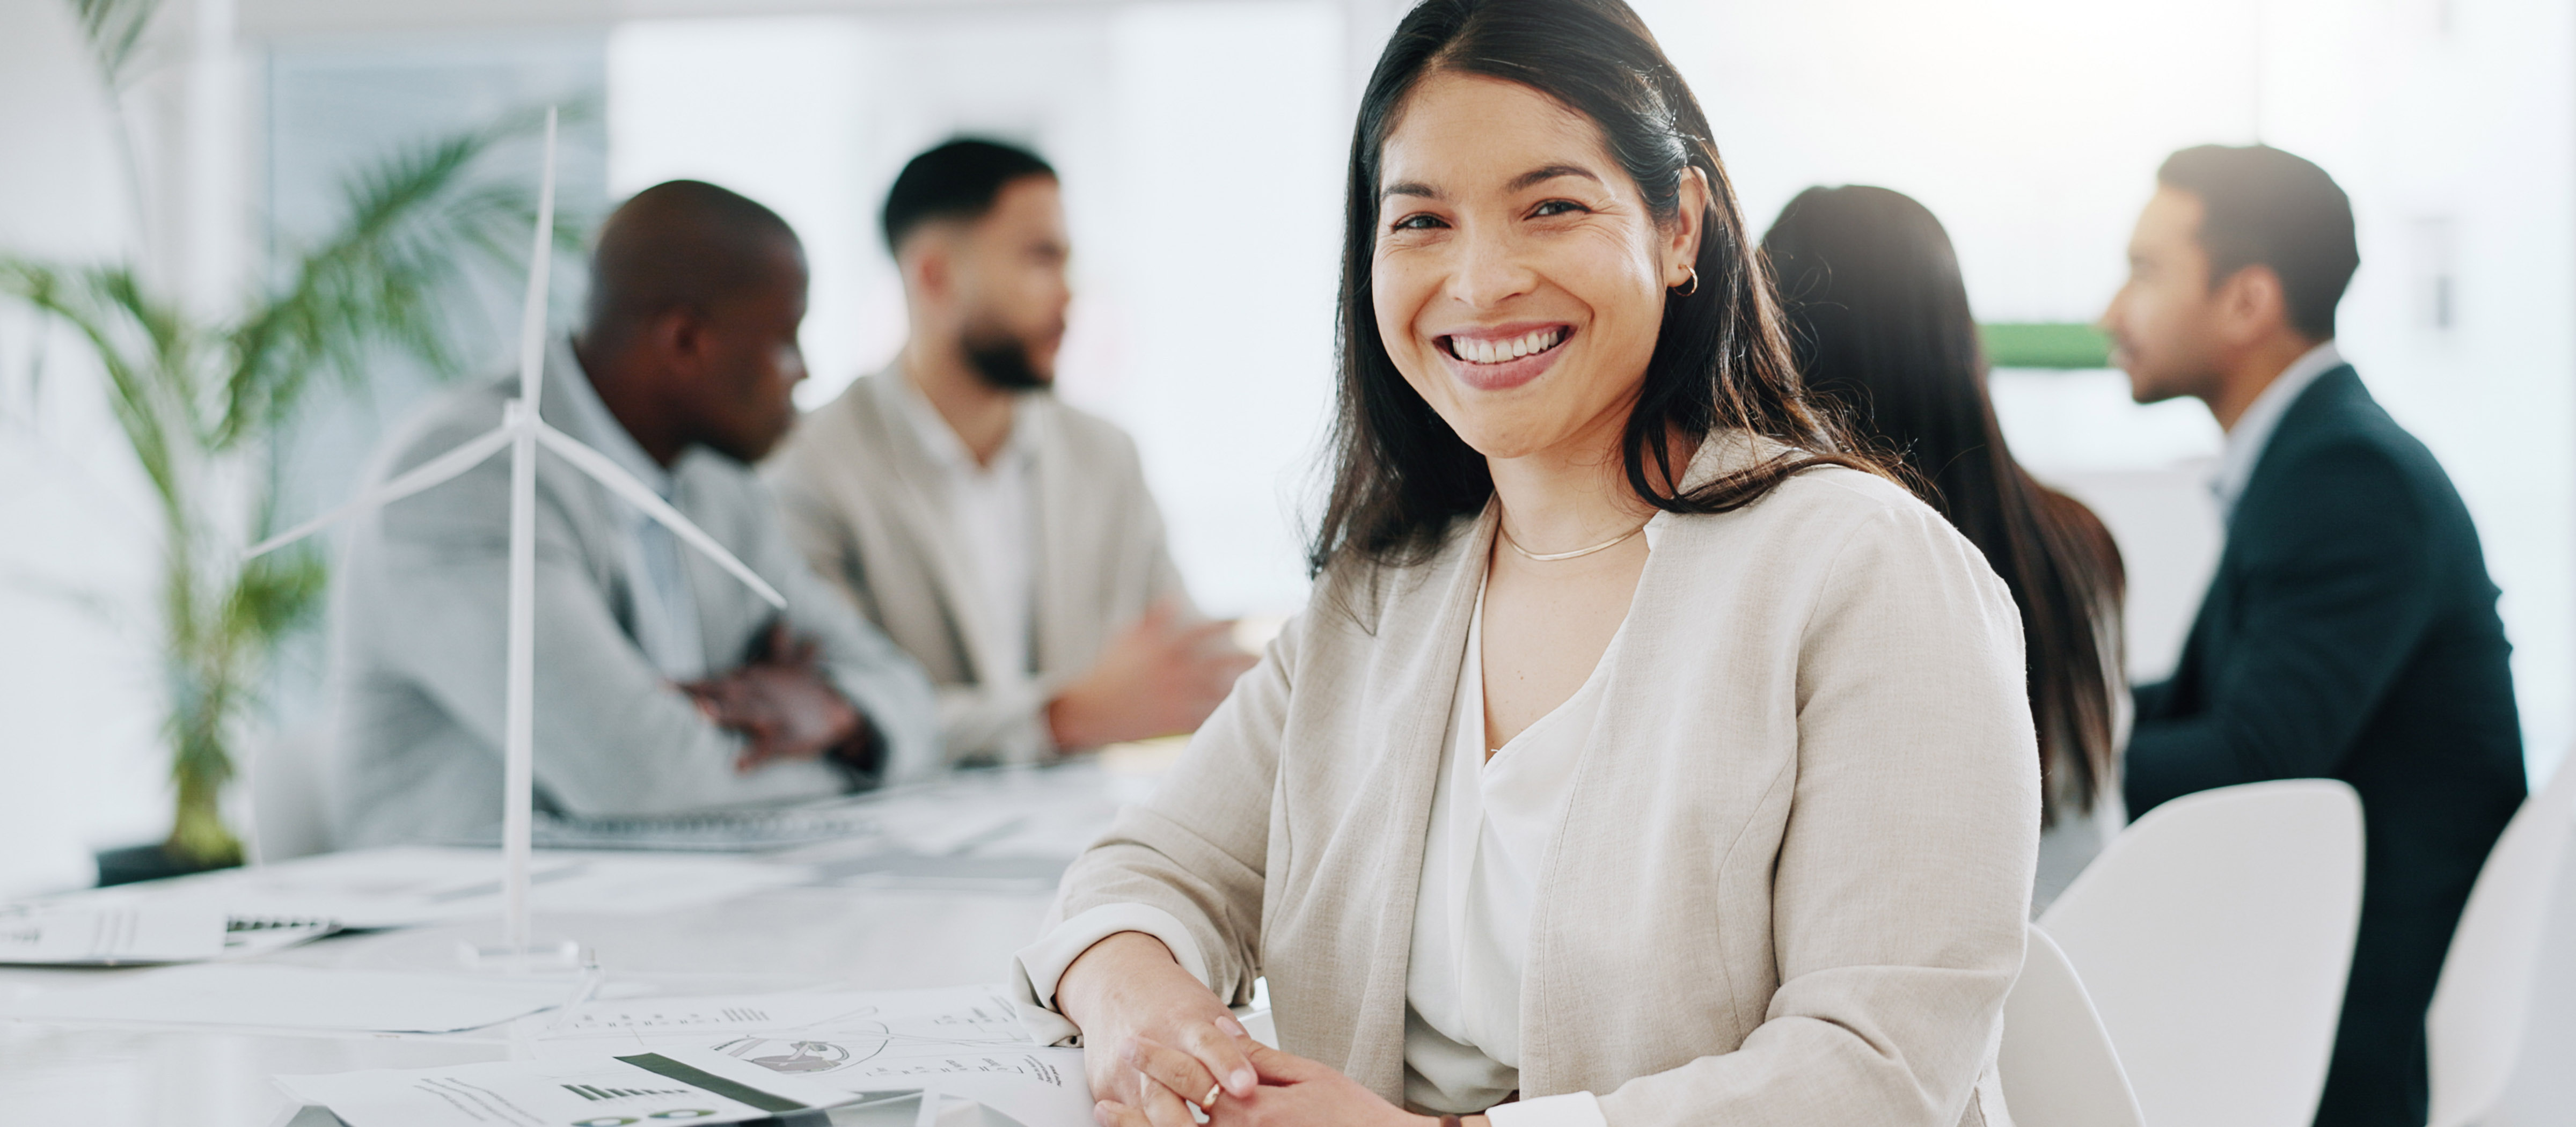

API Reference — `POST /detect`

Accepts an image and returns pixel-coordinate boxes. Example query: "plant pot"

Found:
[94,843,241,888]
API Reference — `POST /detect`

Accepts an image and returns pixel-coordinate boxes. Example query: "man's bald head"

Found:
[575,181,811,466]
[586,180,803,346]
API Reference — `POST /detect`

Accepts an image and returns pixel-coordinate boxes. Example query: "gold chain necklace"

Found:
[1499,519,1649,562]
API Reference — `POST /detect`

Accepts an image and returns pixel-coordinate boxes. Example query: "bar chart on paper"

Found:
[535,985,1089,1126]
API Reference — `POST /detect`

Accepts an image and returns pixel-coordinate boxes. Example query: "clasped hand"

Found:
[680,621,864,772]
[1099,1036,1433,1127]
[1063,933,1429,1127]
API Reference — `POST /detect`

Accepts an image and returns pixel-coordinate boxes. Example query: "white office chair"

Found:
[2039,779,2363,1127]
[2425,754,2576,1127]
[2484,813,2576,1126]
[2000,923,2146,1127]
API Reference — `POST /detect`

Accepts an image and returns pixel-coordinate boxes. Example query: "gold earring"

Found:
[1671,266,1699,297]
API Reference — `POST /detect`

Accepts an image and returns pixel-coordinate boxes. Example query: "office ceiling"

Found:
[237,0,1257,36]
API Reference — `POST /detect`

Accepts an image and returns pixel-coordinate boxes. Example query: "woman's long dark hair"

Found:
[1308,0,1884,580]
[1763,185,2127,821]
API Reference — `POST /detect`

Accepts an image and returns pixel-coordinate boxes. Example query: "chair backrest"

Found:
[2426,754,2576,1127]
[2483,822,2576,1126]
[2001,923,2147,1127]
[2039,779,2363,1127]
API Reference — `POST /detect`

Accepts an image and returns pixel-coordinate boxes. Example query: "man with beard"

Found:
[768,140,1253,764]
[2103,145,2524,1127]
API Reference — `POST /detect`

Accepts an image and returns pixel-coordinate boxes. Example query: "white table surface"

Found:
[0,758,1155,1126]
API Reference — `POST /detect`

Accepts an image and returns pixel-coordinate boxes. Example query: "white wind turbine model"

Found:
[247,109,786,964]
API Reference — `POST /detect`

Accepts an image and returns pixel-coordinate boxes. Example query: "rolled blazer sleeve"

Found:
[1010,608,1295,1028]
[1593,503,2039,1127]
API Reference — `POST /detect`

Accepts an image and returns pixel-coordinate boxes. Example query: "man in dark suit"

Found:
[2102,144,2526,1127]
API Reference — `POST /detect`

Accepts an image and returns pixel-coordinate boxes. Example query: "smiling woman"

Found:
[1011,2,2043,1126]
[1315,0,1875,578]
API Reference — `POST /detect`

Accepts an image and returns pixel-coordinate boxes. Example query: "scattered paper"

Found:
[8,963,575,1034]
[276,1045,870,1127]
[535,805,884,852]
[536,985,1091,1126]
[0,904,227,965]
[105,848,816,929]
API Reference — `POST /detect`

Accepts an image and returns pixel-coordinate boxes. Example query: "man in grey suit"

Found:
[769,140,1252,764]
[331,180,939,847]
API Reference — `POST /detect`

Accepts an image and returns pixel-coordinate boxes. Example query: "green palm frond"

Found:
[221,106,587,447]
[68,0,163,92]
[224,547,327,645]
[0,259,197,522]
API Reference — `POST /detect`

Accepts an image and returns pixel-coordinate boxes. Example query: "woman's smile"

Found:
[1435,321,1575,391]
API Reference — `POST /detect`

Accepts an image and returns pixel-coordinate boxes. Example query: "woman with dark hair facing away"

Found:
[1011,2,2038,1124]
[1763,185,2129,914]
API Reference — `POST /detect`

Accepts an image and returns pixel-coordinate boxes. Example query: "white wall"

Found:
[0,0,172,896]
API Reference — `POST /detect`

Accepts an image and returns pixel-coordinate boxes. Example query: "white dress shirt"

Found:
[557,353,704,680]
[893,375,1040,689]
[2211,340,2344,521]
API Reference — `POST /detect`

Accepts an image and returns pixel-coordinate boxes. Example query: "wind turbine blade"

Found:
[513,107,560,412]
[243,423,513,559]
[533,421,788,610]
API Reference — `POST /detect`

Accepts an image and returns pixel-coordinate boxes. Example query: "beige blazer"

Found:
[1031,442,2040,1126]
[766,370,1192,762]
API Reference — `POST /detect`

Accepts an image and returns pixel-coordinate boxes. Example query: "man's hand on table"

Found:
[683,621,871,773]
[1048,601,1260,751]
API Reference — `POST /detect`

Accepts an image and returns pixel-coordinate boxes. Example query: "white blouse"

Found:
[1402,579,1616,1126]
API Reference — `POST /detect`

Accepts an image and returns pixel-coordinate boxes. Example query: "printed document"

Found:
[0,904,226,965]
[535,984,1091,1126]
[276,1045,873,1127]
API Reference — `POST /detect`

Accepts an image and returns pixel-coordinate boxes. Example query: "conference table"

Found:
[0,753,1163,1126]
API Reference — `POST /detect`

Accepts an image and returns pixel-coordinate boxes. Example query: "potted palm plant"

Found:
[5,0,581,880]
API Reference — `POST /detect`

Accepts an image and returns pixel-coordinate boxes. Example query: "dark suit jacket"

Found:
[2127,363,2524,1126]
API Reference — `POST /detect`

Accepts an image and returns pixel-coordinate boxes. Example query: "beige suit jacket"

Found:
[1030,443,2039,1126]
[766,370,1192,762]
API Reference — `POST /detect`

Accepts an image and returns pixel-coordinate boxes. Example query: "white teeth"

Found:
[1451,327,1563,364]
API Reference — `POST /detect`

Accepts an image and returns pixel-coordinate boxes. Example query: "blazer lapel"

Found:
[1335,506,1498,1097]
[2176,365,2358,708]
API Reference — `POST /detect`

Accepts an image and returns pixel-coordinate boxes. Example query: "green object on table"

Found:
[1981,322,2113,370]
